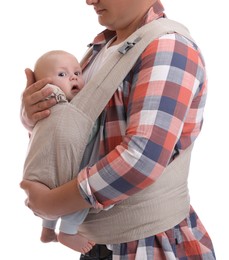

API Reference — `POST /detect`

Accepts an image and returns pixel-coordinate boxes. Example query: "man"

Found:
[20,1,216,259]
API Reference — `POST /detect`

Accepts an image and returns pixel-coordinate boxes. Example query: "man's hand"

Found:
[20,177,92,219]
[20,68,57,132]
[20,179,58,220]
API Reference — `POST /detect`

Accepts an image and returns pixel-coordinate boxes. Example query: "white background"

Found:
[0,1,227,259]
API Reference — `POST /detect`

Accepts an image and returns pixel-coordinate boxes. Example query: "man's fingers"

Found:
[24,198,30,208]
[25,78,52,95]
[21,72,56,128]
[25,68,35,88]
[23,80,55,106]
[32,109,51,122]
[20,179,29,191]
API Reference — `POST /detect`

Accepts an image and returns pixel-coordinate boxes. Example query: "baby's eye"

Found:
[58,72,67,77]
[74,71,81,76]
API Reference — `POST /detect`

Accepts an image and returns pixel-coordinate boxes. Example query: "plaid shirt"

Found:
[78,1,216,259]
[78,2,206,209]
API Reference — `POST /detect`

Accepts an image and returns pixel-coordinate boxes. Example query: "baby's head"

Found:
[34,50,84,101]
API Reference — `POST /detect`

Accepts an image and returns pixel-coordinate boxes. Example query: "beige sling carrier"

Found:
[71,18,195,244]
[24,18,195,244]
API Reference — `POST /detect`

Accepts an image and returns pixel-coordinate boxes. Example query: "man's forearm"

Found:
[47,178,92,217]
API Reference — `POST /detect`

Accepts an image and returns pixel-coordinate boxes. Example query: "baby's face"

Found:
[36,51,84,101]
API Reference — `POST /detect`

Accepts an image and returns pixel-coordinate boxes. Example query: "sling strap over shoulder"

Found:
[71,18,194,123]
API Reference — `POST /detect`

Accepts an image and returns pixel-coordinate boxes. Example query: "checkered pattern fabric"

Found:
[78,1,215,259]
[109,207,215,259]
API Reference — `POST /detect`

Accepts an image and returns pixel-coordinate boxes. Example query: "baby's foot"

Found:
[57,232,95,254]
[40,227,58,243]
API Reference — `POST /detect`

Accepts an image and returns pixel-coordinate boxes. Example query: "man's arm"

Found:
[20,178,91,220]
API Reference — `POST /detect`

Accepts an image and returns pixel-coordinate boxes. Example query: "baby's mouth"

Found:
[71,85,80,94]
[72,85,78,90]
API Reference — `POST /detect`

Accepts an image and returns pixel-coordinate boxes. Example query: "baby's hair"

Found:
[34,50,72,71]
[34,50,76,81]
